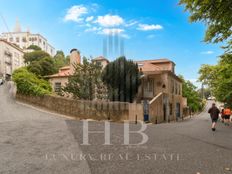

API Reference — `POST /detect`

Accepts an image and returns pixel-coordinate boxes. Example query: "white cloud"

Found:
[95,14,124,27]
[101,28,124,35]
[125,20,138,27]
[85,26,101,32]
[86,16,94,22]
[137,24,163,31]
[201,51,214,54]
[98,28,130,39]
[64,5,88,22]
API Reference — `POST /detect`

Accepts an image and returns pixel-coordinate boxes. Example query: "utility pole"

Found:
[201,83,204,99]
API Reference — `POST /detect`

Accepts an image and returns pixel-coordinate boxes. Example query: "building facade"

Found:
[0,39,24,80]
[135,59,187,123]
[47,49,81,92]
[1,20,55,56]
[92,56,109,69]
[48,52,187,123]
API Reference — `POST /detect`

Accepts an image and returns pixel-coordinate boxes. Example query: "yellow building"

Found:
[135,59,187,123]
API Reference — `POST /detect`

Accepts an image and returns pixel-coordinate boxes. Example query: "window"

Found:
[39,39,41,43]
[16,37,19,42]
[171,80,174,93]
[169,103,173,115]
[9,37,13,42]
[29,37,32,41]
[54,82,61,92]
[144,79,154,92]
[22,37,27,42]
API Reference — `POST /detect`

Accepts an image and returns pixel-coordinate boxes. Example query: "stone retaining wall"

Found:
[16,94,130,121]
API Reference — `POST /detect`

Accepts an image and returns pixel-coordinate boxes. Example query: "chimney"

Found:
[70,48,81,74]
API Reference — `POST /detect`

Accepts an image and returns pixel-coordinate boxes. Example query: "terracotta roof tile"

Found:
[48,66,71,78]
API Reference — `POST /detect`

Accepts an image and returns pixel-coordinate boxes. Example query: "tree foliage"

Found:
[12,67,52,96]
[180,0,232,108]
[179,75,203,112]
[27,45,42,51]
[53,50,68,70]
[24,50,50,63]
[102,56,140,103]
[199,54,232,107]
[179,0,232,52]
[24,50,57,76]
[27,57,57,77]
[63,57,104,100]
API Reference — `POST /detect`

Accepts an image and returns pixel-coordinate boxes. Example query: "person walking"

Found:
[208,103,220,131]
[223,106,231,126]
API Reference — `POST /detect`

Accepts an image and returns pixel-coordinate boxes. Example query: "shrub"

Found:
[12,67,52,96]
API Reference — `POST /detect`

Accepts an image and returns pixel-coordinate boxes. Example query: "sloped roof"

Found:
[0,39,24,53]
[136,58,174,72]
[93,56,109,62]
[47,66,71,78]
[137,61,162,72]
[136,58,175,65]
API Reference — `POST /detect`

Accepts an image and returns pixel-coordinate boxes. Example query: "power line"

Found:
[0,13,13,38]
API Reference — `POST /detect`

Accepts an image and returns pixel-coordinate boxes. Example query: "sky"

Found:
[0,0,224,86]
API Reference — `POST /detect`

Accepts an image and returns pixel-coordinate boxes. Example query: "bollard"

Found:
[135,115,137,124]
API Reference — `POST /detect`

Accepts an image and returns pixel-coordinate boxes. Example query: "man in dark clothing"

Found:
[208,103,220,131]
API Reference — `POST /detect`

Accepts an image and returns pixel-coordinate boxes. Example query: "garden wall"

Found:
[16,94,137,121]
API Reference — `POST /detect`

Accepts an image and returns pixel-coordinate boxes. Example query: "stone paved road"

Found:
[1,84,232,174]
[0,84,91,174]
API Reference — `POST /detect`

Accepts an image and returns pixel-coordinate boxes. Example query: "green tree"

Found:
[24,50,57,76]
[180,0,232,107]
[27,56,56,77]
[27,45,42,51]
[24,50,50,63]
[65,55,70,65]
[179,75,203,112]
[199,54,232,107]
[102,56,140,103]
[197,87,211,100]
[63,57,103,100]
[179,0,232,52]
[54,50,67,70]
[12,67,52,96]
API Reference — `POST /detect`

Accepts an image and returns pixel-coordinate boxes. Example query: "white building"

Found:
[0,39,25,80]
[1,20,55,56]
